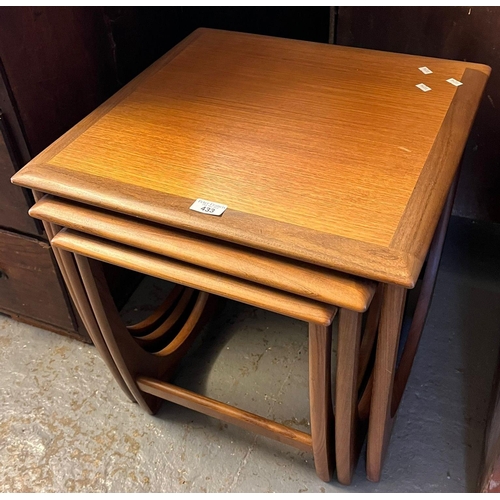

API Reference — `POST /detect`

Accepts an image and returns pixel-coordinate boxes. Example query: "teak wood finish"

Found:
[30,191,134,402]
[11,28,490,287]
[69,248,336,481]
[127,284,185,336]
[11,29,489,484]
[36,201,368,482]
[51,229,338,326]
[366,176,459,482]
[29,195,375,311]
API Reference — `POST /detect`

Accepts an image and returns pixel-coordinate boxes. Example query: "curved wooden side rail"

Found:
[31,190,135,403]
[74,255,215,414]
[154,292,210,357]
[137,290,204,355]
[366,174,458,482]
[134,288,195,344]
[30,195,376,312]
[127,284,185,336]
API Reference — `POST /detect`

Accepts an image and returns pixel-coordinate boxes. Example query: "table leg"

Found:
[309,323,334,482]
[366,284,407,482]
[366,174,457,481]
[335,309,363,485]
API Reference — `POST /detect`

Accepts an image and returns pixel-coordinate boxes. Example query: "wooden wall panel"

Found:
[0,7,117,157]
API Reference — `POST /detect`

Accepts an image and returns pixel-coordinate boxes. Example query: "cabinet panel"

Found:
[0,112,39,234]
[0,228,75,331]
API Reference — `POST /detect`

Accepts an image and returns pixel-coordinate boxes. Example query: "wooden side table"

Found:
[12,28,489,483]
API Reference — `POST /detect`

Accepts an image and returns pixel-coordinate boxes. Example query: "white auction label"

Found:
[446,78,463,87]
[416,83,432,92]
[189,198,227,216]
[418,66,433,74]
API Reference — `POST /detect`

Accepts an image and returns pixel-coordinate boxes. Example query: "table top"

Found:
[12,28,490,286]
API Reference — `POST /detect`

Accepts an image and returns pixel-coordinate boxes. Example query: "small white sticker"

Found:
[190,198,227,216]
[416,83,432,92]
[419,66,433,74]
[446,78,463,87]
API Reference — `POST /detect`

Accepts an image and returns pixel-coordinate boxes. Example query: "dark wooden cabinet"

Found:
[0,7,118,342]
[0,229,76,332]
[0,114,39,235]
[0,75,92,340]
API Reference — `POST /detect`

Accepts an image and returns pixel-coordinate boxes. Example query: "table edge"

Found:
[13,164,417,287]
[11,31,491,288]
[390,66,490,270]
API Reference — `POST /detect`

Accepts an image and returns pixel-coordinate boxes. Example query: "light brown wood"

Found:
[17,164,413,286]
[68,248,334,477]
[75,251,335,479]
[309,323,334,482]
[75,255,161,413]
[154,292,209,357]
[31,191,135,402]
[360,176,457,482]
[75,255,215,414]
[52,230,338,326]
[357,284,384,391]
[127,284,184,335]
[14,30,490,484]
[366,284,407,482]
[11,29,490,287]
[30,195,375,311]
[335,309,363,485]
[390,68,489,277]
[134,288,194,343]
[136,376,313,453]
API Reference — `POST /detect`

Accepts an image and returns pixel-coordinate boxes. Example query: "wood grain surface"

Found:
[11,28,490,286]
[0,228,75,331]
[30,195,375,311]
[51,229,338,326]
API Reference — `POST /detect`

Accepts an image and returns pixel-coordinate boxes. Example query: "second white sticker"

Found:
[416,83,432,92]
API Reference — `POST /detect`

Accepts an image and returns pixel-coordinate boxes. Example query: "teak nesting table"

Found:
[12,29,489,484]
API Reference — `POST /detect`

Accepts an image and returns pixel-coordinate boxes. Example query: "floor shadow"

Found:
[438,217,500,491]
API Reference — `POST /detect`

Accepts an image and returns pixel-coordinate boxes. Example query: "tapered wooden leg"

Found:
[76,255,161,414]
[366,284,407,482]
[357,284,384,391]
[309,322,334,482]
[335,309,363,485]
[32,191,135,402]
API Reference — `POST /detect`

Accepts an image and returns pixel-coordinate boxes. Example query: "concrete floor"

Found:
[1,216,500,492]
